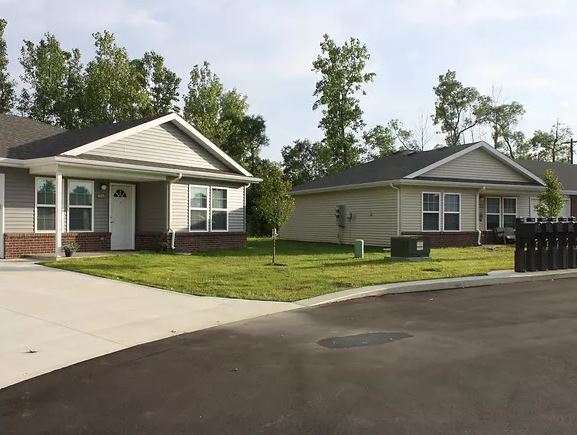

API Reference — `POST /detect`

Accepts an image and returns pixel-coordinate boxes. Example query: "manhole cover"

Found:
[317,332,412,349]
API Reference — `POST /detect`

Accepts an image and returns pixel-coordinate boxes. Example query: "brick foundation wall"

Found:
[401,231,481,248]
[4,232,111,258]
[136,231,247,252]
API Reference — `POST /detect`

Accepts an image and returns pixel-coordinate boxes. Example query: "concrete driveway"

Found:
[2,278,577,434]
[0,260,297,388]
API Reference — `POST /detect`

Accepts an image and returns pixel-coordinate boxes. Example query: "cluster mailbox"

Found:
[515,217,577,273]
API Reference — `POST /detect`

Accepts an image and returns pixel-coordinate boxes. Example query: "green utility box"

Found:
[390,235,431,260]
[354,239,364,258]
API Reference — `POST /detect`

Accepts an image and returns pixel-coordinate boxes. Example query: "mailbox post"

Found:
[558,218,569,269]
[547,218,559,271]
[569,217,577,269]
[536,218,549,271]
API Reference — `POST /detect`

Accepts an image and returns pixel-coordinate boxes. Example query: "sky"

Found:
[2,0,576,161]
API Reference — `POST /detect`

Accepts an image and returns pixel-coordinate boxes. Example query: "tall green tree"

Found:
[0,18,15,113]
[255,163,295,264]
[364,119,419,160]
[183,61,268,167]
[529,120,573,162]
[535,169,565,217]
[132,51,180,115]
[82,31,150,126]
[486,98,525,158]
[432,70,489,146]
[17,33,83,128]
[281,139,325,185]
[312,34,375,173]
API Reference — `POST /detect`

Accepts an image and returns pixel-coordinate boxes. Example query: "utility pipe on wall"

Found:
[167,173,183,250]
[390,183,401,236]
[476,186,486,246]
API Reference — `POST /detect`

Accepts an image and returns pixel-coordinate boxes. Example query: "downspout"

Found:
[390,184,401,236]
[476,186,485,246]
[167,173,183,250]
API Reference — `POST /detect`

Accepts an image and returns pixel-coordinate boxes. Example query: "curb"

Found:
[295,269,577,307]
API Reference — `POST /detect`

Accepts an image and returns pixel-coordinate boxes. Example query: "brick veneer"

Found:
[136,231,247,252]
[401,231,489,248]
[3,232,111,258]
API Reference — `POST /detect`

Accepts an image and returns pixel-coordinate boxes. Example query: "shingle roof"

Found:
[0,114,64,157]
[515,159,577,191]
[292,142,481,192]
[3,114,164,159]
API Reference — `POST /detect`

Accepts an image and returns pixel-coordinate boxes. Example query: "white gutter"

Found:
[167,173,183,250]
[390,183,401,236]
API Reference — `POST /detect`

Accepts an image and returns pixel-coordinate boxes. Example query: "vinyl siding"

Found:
[3,167,34,232]
[423,148,530,183]
[400,185,477,233]
[136,181,167,232]
[280,187,398,246]
[171,179,246,233]
[86,123,230,171]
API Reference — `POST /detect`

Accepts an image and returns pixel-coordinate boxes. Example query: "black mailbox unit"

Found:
[391,235,431,259]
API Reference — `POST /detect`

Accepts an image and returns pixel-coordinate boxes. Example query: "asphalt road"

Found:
[3,278,577,434]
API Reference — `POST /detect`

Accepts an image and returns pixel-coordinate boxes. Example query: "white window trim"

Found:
[443,193,461,232]
[67,179,94,233]
[35,176,57,233]
[189,184,209,232]
[502,196,518,228]
[210,187,229,232]
[485,196,502,230]
[421,191,441,232]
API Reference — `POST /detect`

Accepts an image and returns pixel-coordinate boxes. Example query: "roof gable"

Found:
[418,146,533,183]
[82,122,230,172]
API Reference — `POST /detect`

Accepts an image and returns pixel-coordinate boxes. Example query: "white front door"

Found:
[0,173,4,258]
[110,183,135,250]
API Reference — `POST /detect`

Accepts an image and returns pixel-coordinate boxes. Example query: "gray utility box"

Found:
[391,235,431,259]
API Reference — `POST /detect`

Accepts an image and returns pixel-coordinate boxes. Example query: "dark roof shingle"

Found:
[0,114,64,157]
[515,159,577,191]
[292,143,481,192]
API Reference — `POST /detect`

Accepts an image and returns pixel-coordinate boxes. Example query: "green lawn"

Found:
[43,239,514,302]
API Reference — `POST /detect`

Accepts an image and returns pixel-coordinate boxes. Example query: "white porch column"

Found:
[55,171,63,257]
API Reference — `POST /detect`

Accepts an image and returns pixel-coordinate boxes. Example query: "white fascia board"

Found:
[52,156,261,184]
[291,181,399,196]
[405,141,546,186]
[60,112,253,178]
[398,178,545,192]
[0,158,26,167]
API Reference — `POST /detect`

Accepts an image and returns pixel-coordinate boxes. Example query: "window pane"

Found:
[444,213,460,231]
[503,215,516,228]
[190,187,207,209]
[486,198,500,214]
[37,207,55,231]
[444,194,460,212]
[190,210,207,231]
[423,193,439,212]
[69,182,93,206]
[503,198,516,214]
[212,188,227,209]
[487,214,500,230]
[69,208,92,231]
[36,179,56,205]
[212,210,227,230]
[423,212,439,231]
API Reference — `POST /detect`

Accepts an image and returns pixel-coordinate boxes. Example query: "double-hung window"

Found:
[211,188,228,231]
[68,180,93,232]
[502,198,517,228]
[486,197,501,230]
[443,193,461,231]
[422,193,440,231]
[36,177,56,232]
[190,186,209,231]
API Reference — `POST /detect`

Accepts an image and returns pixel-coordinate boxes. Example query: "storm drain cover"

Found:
[317,332,412,349]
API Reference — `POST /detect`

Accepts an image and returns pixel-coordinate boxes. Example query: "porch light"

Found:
[100,184,108,191]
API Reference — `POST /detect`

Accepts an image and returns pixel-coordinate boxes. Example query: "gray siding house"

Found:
[0,113,259,258]
[280,142,577,247]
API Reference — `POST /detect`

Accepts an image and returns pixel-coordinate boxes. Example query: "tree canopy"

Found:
[0,18,15,113]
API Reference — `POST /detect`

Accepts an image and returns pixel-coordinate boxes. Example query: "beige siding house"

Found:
[0,113,259,258]
[281,142,577,247]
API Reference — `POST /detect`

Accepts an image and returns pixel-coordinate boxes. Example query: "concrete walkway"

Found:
[0,260,298,389]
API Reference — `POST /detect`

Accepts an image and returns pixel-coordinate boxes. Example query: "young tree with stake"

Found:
[535,169,565,218]
[256,165,295,264]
